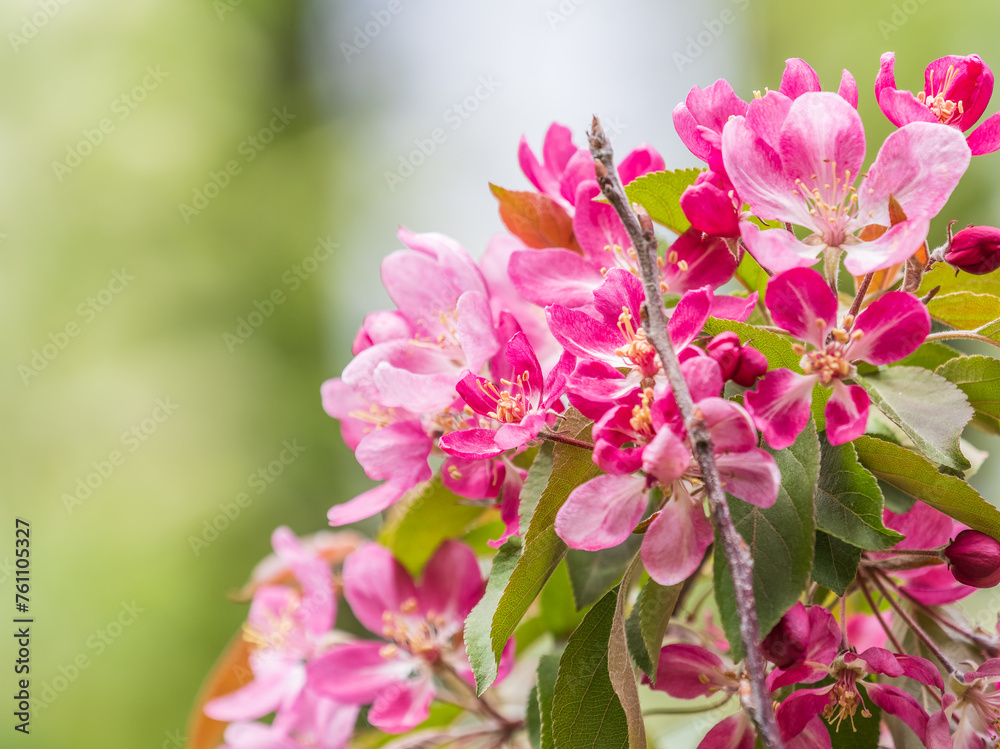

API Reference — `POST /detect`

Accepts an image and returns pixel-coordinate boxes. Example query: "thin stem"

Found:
[588,117,783,749]
[538,431,595,451]
[926,330,1000,350]
[846,273,874,321]
[839,595,849,650]
[644,695,733,716]
[882,548,944,558]
[857,573,905,654]
[868,568,957,674]
[434,660,510,727]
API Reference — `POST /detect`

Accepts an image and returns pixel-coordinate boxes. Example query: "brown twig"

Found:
[846,273,874,321]
[588,116,784,749]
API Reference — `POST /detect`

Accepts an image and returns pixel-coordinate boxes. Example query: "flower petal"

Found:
[342,543,419,634]
[698,714,756,749]
[765,267,838,349]
[776,687,834,741]
[573,181,631,259]
[778,92,866,195]
[823,382,869,446]
[863,682,929,742]
[641,490,715,586]
[877,88,938,129]
[418,540,484,621]
[554,474,647,551]
[838,69,858,109]
[740,222,824,274]
[842,217,932,276]
[648,643,727,698]
[618,144,665,185]
[664,228,739,292]
[307,642,410,704]
[745,369,818,450]
[642,426,690,485]
[848,290,930,365]
[669,287,714,350]
[368,672,435,734]
[779,58,822,100]
[438,428,505,460]
[715,448,780,508]
[508,248,603,308]
[967,111,1000,156]
[722,117,807,225]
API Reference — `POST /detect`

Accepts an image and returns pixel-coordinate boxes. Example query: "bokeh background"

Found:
[3,0,1000,746]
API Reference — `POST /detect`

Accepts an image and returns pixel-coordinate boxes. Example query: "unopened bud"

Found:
[945,530,1000,588]
[706,332,741,380]
[945,225,1000,275]
[732,347,768,388]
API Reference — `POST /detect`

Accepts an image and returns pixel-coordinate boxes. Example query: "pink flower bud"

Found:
[945,530,1000,588]
[707,331,741,379]
[762,603,810,669]
[732,347,768,388]
[945,226,1000,275]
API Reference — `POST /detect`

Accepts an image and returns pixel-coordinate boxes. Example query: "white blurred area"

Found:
[306,0,750,367]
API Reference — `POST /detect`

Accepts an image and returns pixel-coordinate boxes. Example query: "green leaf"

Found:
[465,413,601,693]
[551,589,629,749]
[812,532,862,596]
[827,702,882,748]
[565,536,642,610]
[377,477,487,575]
[895,341,962,370]
[536,653,561,749]
[855,366,973,471]
[919,263,1000,298]
[622,168,702,235]
[527,684,541,749]
[703,317,831,428]
[815,436,903,551]
[609,557,646,748]
[626,576,681,682]
[937,355,1000,435]
[926,291,1000,331]
[854,435,1000,540]
[715,419,819,661]
[540,562,587,638]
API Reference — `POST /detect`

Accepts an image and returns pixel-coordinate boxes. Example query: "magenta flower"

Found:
[647,643,833,749]
[945,225,1000,275]
[307,541,513,734]
[745,267,930,449]
[762,603,840,687]
[438,332,574,459]
[205,528,359,746]
[875,52,1000,156]
[555,376,779,585]
[218,690,359,749]
[945,530,1000,588]
[722,91,971,274]
[776,647,942,743]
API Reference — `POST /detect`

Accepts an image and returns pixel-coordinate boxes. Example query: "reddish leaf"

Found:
[489,184,579,252]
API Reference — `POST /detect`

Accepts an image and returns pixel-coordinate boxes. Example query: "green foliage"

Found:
[895,341,962,370]
[926,291,1000,330]
[622,168,703,235]
[854,435,1000,540]
[551,589,630,748]
[812,532,863,595]
[855,366,973,471]
[565,536,641,610]
[920,264,1000,297]
[827,703,882,748]
[534,653,561,749]
[541,562,588,638]
[625,576,681,682]
[377,477,488,575]
[815,436,903,550]
[715,419,819,661]
[937,355,1000,435]
[465,414,600,693]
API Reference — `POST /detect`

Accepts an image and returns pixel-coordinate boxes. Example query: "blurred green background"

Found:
[2,0,1000,747]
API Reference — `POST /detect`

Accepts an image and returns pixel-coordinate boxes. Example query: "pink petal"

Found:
[573,181,631,259]
[968,111,1000,156]
[787,717,833,749]
[593,267,644,326]
[765,268,837,349]
[559,150,597,204]
[778,93,866,197]
[353,310,414,353]
[838,69,859,109]
[739,221,824,274]
[823,382,869,445]
[682,355,725,402]
[642,426,690,485]
[418,540,484,621]
[649,643,728,698]
[554,474,648,551]
[858,122,970,227]
[928,54,993,131]
[618,144,665,185]
[664,228,740,292]
[846,612,890,653]
[320,378,369,452]
[542,122,578,174]
[371,362,459,414]
[842,217,932,276]
[641,491,715,586]
[852,648,943,689]
[456,290,500,373]
[456,371,499,417]
[438,428,505,460]
[669,287,714,350]
[746,90,793,152]
[307,642,410,704]
[776,687,834,741]
[495,416,546,450]
[368,673,435,734]
[342,543,419,634]
[545,304,624,364]
[683,80,750,153]
[327,480,410,526]
[541,350,576,410]
[847,290,930,365]
[504,332,543,401]
[711,293,758,322]
[679,180,741,239]
[519,124,573,199]
[508,248,603,309]
[441,456,504,500]
[355,421,433,483]
[874,51,896,105]
[722,117,807,225]
[879,87,939,129]
[745,369,818,450]
[863,682,929,742]
[715,448,780,508]
[779,58,822,100]
[673,102,712,162]
[271,527,335,636]
[700,397,757,451]
[698,714,755,749]
[205,665,305,722]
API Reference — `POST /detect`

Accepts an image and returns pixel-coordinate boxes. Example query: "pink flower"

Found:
[205,528,358,747]
[307,542,514,734]
[875,52,1000,156]
[776,647,942,743]
[762,603,840,687]
[438,332,574,459]
[722,91,971,274]
[745,267,929,449]
[646,643,833,749]
[927,659,1000,749]
[555,378,779,585]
